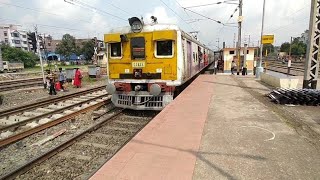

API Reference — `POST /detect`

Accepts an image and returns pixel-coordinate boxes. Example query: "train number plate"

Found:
[132,62,145,68]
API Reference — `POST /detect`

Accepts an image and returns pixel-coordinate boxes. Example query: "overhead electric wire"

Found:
[184,0,238,9]
[65,0,127,21]
[0,2,91,23]
[108,2,134,16]
[160,0,196,31]
[183,8,224,25]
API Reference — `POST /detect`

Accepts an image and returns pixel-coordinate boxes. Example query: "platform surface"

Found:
[90,75,320,180]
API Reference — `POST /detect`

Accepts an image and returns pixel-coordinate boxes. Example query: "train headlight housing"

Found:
[150,84,161,96]
[106,83,116,94]
[128,17,144,33]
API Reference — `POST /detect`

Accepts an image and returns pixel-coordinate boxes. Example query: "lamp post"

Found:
[256,0,266,78]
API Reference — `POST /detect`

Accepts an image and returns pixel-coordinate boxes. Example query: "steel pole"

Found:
[0,41,3,72]
[256,0,266,78]
[35,26,46,89]
[303,0,319,89]
[236,0,243,75]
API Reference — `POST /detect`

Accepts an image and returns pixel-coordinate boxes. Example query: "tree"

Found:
[0,45,38,67]
[280,42,290,53]
[263,44,274,56]
[56,34,76,60]
[79,40,95,61]
[280,39,307,56]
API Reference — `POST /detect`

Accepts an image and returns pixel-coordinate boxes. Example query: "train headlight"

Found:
[128,17,144,33]
[150,84,161,96]
[106,83,116,94]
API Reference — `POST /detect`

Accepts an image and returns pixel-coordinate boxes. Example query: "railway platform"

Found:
[90,75,320,180]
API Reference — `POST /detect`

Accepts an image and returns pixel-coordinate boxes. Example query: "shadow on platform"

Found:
[132,139,267,180]
[202,80,270,92]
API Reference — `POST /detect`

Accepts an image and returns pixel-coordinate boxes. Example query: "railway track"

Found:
[0,78,43,92]
[0,109,157,180]
[0,86,109,148]
[0,85,106,118]
[263,60,309,76]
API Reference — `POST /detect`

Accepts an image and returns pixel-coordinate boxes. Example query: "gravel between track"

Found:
[13,110,157,180]
[0,103,114,178]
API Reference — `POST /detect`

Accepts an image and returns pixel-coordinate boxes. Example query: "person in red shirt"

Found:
[73,68,82,88]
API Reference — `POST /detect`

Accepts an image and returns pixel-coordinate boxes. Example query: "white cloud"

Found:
[0,0,311,47]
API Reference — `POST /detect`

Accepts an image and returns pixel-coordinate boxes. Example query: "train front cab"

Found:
[105,28,180,110]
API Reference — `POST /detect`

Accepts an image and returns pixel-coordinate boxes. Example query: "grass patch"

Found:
[24,65,88,73]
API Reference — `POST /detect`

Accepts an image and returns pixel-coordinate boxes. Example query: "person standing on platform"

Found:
[73,68,82,88]
[58,68,66,91]
[214,60,218,75]
[231,60,236,75]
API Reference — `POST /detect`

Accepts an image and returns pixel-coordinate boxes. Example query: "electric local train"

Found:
[105,17,214,110]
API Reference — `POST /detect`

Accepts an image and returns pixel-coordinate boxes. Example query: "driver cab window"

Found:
[109,42,122,58]
[155,40,173,58]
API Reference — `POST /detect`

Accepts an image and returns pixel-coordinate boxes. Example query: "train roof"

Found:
[106,24,211,50]
[108,24,180,34]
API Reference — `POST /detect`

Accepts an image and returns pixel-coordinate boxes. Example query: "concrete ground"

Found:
[193,75,320,180]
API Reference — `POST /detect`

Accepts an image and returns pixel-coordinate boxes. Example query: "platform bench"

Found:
[260,71,299,89]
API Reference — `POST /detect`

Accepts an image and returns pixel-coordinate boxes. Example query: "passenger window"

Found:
[110,42,121,58]
[156,40,173,57]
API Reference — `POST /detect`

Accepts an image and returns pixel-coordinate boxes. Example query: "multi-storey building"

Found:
[0,24,30,51]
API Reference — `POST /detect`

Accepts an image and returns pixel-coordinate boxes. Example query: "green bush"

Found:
[0,45,38,68]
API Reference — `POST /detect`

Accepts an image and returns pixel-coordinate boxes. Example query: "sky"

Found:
[0,0,311,50]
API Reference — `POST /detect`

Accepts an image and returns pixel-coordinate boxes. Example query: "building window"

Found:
[14,40,21,44]
[4,38,8,43]
[131,37,145,59]
[247,50,249,54]
[48,42,51,46]
[4,32,7,36]
[24,47,28,50]
[11,33,19,37]
[23,41,27,44]
[155,40,173,57]
[229,50,235,55]
[22,35,26,38]
[110,42,122,58]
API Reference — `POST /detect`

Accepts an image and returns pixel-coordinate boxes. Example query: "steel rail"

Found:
[0,98,112,148]
[0,78,43,86]
[0,108,123,180]
[0,85,106,118]
[0,82,44,92]
[0,93,109,133]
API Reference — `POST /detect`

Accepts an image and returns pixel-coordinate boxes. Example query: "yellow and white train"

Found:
[105,17,214,110]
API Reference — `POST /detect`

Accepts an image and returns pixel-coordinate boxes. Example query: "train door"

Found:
[187,41,192,77]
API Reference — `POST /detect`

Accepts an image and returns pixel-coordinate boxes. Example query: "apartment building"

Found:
[0,24,30,51]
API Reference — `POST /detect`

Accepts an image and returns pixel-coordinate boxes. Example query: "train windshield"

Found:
[156,40,173,56]
[110,42,122,58]
[131,37,145,60]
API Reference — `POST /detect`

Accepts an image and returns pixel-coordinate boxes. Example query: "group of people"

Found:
[46,67,83,95]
